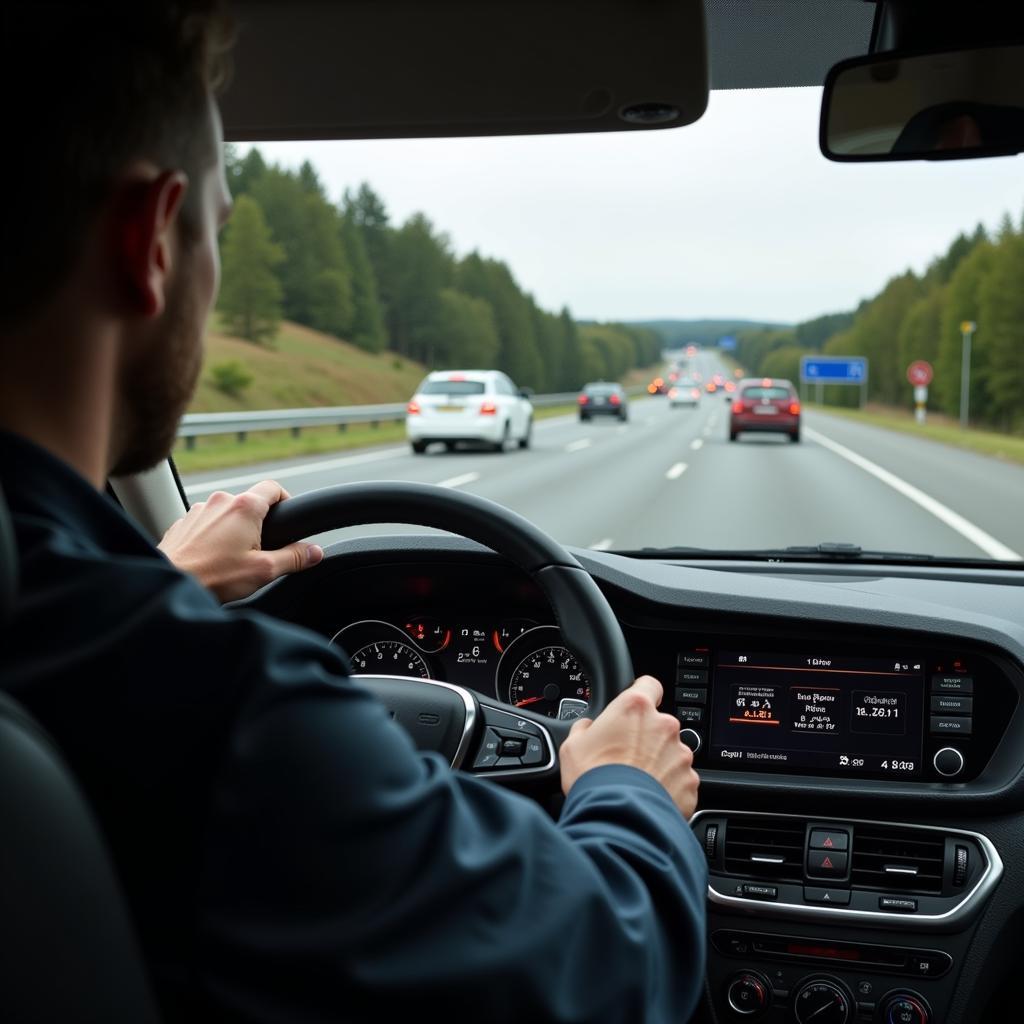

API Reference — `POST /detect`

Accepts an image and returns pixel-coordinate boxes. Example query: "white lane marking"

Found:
[690,438,704,451]
[590,538,614,550]
[183,445,407,497]
[666,462,688,480]
[701,426,712,437]
[565,438,592,452]
[617,424,628,433]
[709,414,719,428]
[437,471,480,489]
[805,427,1022,561]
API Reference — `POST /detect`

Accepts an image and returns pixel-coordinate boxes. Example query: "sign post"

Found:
[959,321,976,429]
[907,360,933,425]
[799,356,869,408]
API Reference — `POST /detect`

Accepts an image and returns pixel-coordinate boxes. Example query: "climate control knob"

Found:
[725,971,769,1016]
[933,747,964,778]
[792,979,851,1024]
[679,728,702,753]
[882,993,930,1024]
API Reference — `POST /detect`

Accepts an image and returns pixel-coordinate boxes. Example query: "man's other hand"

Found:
[559,675,700,819]
[158,480,323,603]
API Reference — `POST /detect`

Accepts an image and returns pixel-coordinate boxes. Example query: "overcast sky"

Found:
[241,87,1023,325]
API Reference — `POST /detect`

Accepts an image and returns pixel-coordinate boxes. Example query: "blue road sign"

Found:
[718,335,737,351]
[800,355,868,384]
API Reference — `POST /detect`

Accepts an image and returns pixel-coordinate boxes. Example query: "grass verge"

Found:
[173,404,579,475]
[810,403,1024,467]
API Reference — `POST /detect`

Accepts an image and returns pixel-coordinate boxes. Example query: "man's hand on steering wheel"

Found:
[159,480,323,603]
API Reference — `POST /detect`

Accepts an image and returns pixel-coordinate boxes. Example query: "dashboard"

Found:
[244,534,1024,1024]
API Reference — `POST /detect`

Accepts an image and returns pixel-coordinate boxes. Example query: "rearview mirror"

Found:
[821,44,1024,161]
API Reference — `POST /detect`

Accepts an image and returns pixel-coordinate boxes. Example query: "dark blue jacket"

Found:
[0,431,707,1023]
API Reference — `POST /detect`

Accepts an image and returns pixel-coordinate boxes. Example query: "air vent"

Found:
[851,826,945,896]
[723,816,805,882]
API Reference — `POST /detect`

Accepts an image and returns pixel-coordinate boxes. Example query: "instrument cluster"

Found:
[332,614,590,720]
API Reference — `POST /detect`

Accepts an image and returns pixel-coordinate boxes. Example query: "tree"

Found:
[341,210,388,352]
[226,146,267,198]
[436,288,500,367]
[217,195,284,344]
[978,233,1024,429]
[387,213,454,363]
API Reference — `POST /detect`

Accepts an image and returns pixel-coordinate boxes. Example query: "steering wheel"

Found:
[261,481,635,781]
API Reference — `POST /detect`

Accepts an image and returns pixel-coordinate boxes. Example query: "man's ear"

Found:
[114,170,189,318]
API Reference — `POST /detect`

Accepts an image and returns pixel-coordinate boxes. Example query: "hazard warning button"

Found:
[807,848,848,878]
[809,828,849,852]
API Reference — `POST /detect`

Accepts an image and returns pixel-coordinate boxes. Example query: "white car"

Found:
[406,370,534,454]
[668,377,702,407]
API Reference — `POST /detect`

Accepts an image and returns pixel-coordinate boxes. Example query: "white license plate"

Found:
[753,406,777,415]
[437,404,465,412]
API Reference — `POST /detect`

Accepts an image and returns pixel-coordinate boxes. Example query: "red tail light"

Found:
[691,389,700,399]
[578,394,589,405]
[480,401,498,415]
[406,401,421,414]
[609,393,621,405]
[732,400,743,414]
[789,402,801,415]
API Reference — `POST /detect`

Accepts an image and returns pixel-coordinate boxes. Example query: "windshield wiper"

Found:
[612,542,1022,567]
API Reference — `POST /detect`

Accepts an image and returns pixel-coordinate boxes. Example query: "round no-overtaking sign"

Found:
[907,361,933,386]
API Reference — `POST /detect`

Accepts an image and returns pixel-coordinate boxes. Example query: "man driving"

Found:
[0,3,706,1021]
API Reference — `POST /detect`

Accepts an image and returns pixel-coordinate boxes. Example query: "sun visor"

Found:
[220,0,707,141]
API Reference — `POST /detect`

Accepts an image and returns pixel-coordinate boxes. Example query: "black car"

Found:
[578,382,628,421]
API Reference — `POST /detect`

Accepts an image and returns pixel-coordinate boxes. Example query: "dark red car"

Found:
[729,378,801,442]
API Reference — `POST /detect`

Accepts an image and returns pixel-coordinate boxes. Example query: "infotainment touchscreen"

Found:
[707,650,925,778]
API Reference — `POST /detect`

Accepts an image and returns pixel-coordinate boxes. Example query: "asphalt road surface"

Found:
[182,354,1024,562]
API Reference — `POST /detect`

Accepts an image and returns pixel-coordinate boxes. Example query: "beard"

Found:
[111,263,205,477]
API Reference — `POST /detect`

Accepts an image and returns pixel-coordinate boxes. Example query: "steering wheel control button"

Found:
[804,886,851,905]
[499,737,526,757]
[930,674,972,694]
[879,897,918,913]
[883,995,929,1024]
[934,747,965,778]
[740,883,777,901]
[675,686,707,704]
[807,849,848,877]
[472,728,502,770]
[481,707,542,736]
[495,756,523,768]
[810,829,849,852]
[679,728,702,753]
[521,737,546,766]
[930,715,971,736]
[726,972,769,1016]
[676,706,703,724]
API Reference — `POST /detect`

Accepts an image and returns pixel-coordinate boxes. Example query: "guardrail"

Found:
[177,391,594,449]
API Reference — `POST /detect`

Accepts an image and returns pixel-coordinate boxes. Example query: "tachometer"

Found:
[350,640,430,678]
[331,619,435,679]
[495,626,590,720]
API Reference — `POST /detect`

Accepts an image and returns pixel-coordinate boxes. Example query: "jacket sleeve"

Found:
[197,651,707,1024]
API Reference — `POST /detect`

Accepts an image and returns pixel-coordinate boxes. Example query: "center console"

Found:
[617,625,1022,1024]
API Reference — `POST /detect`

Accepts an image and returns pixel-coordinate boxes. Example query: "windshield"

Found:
[181,87,1024,564]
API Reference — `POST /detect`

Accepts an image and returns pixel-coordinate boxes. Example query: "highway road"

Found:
[182,354,1024,562]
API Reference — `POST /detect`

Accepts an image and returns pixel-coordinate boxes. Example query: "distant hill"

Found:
[190,319,427,413]
[627,319,791,348]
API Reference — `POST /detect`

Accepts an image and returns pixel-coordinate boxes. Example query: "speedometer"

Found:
[350,640,430,678]
[495,626,590,720]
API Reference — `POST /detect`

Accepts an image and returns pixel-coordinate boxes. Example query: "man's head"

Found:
[1,2,234,476]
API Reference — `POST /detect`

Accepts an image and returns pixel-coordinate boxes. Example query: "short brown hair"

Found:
[1,2,234,329]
